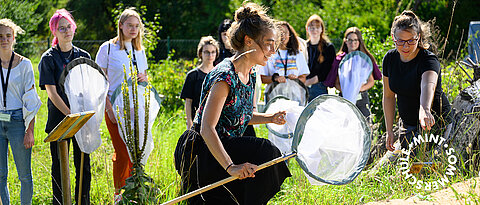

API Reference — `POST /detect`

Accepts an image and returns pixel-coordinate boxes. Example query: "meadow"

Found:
[3,57,478,205]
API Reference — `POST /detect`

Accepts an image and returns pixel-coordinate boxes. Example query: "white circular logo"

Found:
[398,134,457,191]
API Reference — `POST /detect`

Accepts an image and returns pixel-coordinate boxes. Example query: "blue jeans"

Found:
[0,109,32,205]
[308,82,328,102]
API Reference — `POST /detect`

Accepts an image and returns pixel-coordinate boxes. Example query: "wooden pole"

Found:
[161,152,297,205]
[78,152,85,205]
[59,140,72,205]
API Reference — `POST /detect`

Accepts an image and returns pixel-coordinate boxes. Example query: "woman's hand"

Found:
[287,74,297,80]
[23,131,34,149]
[137,73,148,82]
[271,111,287,125]
[276,76,286,83]
[227,163,257,179]
[385,130,395,152]
[419,106,435,131]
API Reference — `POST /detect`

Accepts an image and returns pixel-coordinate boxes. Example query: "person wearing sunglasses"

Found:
[383,11,453,154]
[174,3,291,204]
[181,36,219,129]
[38,9,92,204]
[324,27,382,120]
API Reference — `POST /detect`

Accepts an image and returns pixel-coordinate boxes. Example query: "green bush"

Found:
[149,52,198,112]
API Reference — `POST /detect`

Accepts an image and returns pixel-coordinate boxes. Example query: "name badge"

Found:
[0,113,10,122]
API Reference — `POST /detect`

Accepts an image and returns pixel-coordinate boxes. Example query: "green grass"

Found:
[4,58,479,204]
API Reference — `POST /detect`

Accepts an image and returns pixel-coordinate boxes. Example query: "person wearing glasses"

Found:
[38,9,91,204]
[181,36,219,129]
[383,11,453,153]
[95,8,148,200]
[174,3,290,204]
[303,14,336,101]
[324,27,382,119]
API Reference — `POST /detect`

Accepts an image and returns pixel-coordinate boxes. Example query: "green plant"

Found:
[116,54,162,204]
[149,52,197,112]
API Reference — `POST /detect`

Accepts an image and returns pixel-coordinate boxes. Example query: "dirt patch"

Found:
[366,177,480,205]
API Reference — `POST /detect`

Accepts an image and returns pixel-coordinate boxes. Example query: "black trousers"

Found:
[50,138,91,205]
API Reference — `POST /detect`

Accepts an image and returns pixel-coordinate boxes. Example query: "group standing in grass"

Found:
[0,3,456,205]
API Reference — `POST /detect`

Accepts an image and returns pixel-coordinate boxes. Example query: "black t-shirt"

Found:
[214,47,233,66]
[38,46,91,133]
[306,41,335,82]
[180,68,207,116]
[382,49,452,126]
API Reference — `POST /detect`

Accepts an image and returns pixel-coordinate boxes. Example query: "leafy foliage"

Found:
[0,0,44,56]
[149,52,197,112]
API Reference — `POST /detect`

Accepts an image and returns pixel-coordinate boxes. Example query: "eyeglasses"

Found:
[393,36,419,46]
[345,38,359,43]
[308,26,322,31]
[57,25,72,33]
[202,51,216,56]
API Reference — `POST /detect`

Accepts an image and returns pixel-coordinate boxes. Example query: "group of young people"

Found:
[1,8,149,205]
[177,3,453,205]
[0,2,454,205]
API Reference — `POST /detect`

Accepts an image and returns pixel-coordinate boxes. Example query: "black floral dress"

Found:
[174,59,291,205]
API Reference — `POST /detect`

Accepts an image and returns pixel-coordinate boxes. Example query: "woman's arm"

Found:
[297,74,307,83]
[249,111,286,125]
[45,85,70,115]
[137,70,148,82]
[184,98,194,128]
[359,74,375,92]
[419,71,437,130]
[200,81,256,179]
[383,76,396,151]
[23,117,35,149]
[334,76,341,92]
[305,75,318,86]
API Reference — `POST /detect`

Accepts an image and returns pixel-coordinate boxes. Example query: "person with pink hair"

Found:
[38,9,91,205]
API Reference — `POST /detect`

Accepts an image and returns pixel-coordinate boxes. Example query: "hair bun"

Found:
[235,3,264,21]
[401,10,417,19]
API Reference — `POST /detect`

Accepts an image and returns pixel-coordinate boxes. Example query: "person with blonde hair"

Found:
[38,9,91,204]
[175,3,290,204]
[383,11,453,153]
[95,8,149,198]
[181,36,219,129]
[0,18,41,205]
[303,14,336,101]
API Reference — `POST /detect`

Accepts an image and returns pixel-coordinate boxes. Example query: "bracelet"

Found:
[271,73,279,83]
[225,163,234,172]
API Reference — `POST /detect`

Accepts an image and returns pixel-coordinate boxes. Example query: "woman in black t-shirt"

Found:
[383,11,453,152]
[38,9,91,205]
[303,14,335,101]
[181,36,219,128]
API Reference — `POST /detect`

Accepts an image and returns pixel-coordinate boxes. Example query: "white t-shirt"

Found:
[96,41,148,96]
[260,49,310,77]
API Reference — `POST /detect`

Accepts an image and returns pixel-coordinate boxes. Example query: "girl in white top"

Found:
[0,19,41,205]
[260,21,309,84]
[94,8,148,195]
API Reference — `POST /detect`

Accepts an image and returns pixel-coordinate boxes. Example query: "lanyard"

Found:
[277,50,288,76]
[0,51,14,109]
[124,48,139,72]
[54,45,74,69]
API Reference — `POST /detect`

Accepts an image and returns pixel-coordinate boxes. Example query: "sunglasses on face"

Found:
[345,38,359,43]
